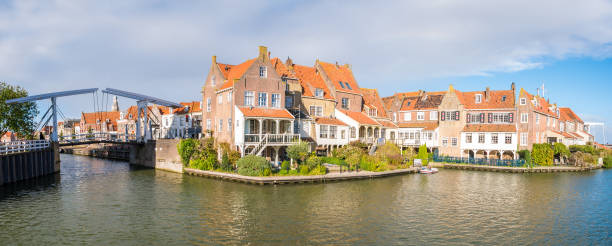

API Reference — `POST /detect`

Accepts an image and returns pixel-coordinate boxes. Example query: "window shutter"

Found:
[480,113,485,123]
[488,113,493,123]
[509,113,514,123]
[441,111,445,121]
[466,114,471,123]
[454,111,459,121]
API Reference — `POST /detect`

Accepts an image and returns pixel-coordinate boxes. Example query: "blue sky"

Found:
[1,0,611,143]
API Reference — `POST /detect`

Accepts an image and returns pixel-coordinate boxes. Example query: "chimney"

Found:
[485,87,490,101]
[285,56,293,67]
[511,82,515,92]
[258,46,269,62]
[212,55,217,64]
[335,61,339,68]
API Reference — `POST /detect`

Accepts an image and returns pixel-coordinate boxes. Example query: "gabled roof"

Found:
[81,111,121,130]
[218,58,256,90]
[291,63,334,100]
[339,109,380,126]
[520,88,557,117]
[361,88,388,118]
[462,124,516,132]
[559,107,583,123]
[314,117,347,126]
[271,58,295,79]
[318,61,361,94]
[377,119,398,128]
[400,91,445,111]
[397,122,438,130]
[456,88,515,110]
[237,106,294,119]
[180,101,202,113]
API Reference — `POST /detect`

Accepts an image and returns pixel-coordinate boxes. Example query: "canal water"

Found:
[0,154,610,245]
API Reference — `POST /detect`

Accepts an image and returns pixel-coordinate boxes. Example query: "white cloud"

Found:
[1,0,612,116]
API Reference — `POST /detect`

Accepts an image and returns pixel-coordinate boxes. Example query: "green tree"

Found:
[287,142,310,165]
[416,144,429,166]
[532,144,554,166]
[553,142,570,159]
[0,82,38,138]
[177,138,199,166]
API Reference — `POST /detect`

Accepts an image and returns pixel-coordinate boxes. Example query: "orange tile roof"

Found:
[462,124,516,132]
[339,109,380,126]
[291,63,334,100]
[520,88,557,117]
[559,107,583,123]
[361,88,388,118]
[318,61,361,94]
[400,91,445,111]
[81,111,121,130]
[314,117,347,126]
[271,58,294,78]
[456,89,515,109]
[377,119,398,128]
[218,58,256,90]
[397,122,438,130]
[180,101,202,113]
[560,131,577,139]
[238,106,294,119]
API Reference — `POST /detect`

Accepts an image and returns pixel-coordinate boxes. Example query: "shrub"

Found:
[569,145,599,155]
[553,143,570,158]
[281,160,290,171]
[518,150,532,165]
[336,144,365,169]
[375,142,403,166]
[415,144,429,166]
[321,156,346,166]
[220,153,231,171]
[603,156,612,168]
[359,155,377,171]
[532,144,554,166]
[305,155,323,170]
[237,155,271,176]
[309,165,327,175]
[177,139,199,166]
[189,154,217,171]
[299,165,310,175]
[287,142,310,164]
[279,169,289,175]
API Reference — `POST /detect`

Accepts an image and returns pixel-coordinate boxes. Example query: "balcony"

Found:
[245,134,300,145]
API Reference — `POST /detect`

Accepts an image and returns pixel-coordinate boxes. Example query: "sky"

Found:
[1,0,611,143]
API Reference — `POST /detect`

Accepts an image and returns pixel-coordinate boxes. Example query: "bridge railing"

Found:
[0,140,50,155]
[60,132,138,144]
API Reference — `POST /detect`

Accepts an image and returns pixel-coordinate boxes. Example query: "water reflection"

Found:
[0,154,610,245]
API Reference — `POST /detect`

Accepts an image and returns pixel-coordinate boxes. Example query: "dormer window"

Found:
[475,94,482,103]
[106,119,110,123]
[345,82,352,90]
[129,114,133,119]
[259,66,267,78]
[502,96,506,102]
[520,98,526,105]
[338,81,345,88]
[315,88,324,98]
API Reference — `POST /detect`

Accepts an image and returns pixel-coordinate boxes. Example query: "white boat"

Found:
[419,167,439,174]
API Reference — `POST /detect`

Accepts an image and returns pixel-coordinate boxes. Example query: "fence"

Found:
[433,155,527,167]
[0,140,50,155]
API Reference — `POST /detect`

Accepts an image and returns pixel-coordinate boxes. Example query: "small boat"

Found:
[419,167,439,174]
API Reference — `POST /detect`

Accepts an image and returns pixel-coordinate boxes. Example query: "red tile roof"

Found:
[238,106,294,119]
[377,119,398,128]
[559,107,583,123]
[397,122,438,131]
[400,91,445,111]
[520,88,558,117]
[456,89,515,109]
[180,101,202,113]
[560,131,577,139]
[361,88,388,118]
[318,61,361,94]
[218,59,256,90]
[291,63,334,100]
[81,111,121,130]
[462,124,516,132]
[314,117,347,126]
[339,109,380,126]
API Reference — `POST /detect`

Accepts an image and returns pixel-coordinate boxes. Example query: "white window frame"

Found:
[491,133,498,144]
[218,119,223,132]
[536,114,540,124]
[244,91,254,106]
[319,125,328,138]
[417,112,425,121]
[310,106,323,117]
[228,118,232,132]
[520,98,526,105]
[341,98,349,109]
[258,92,268,107]
[465,133,472,143]
[430,111,437,120]
[227,91,232,103]
[478,133,485,144]
[217,95,222,104]
[521,113,528,123]
[206,98,211,112]
[259,66,267,78]
[475,94,482,104]
[451,137,457,146]
[520,133,527,146]
[404,112,411,121]
[271,93,281,108]
[315,88,324,98]
[505,134,512,144]
[442,137,448,147]
[206,119,211,130]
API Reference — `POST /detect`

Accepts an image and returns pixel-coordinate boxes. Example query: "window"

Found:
[259,66,267,78]
[520,98,526,105]
[345,82,352,90]
[546,117,550,127]
[442,137,448,146]
[350,127,356,138]
[368,108,377,117]
[478,133,485,143]
[320,125,328,138]
[206,119,211,130]
[521,113,528,123]
[271,94,281,108]
[285,95,293,108]
[309,106,323,117]
[467,113,481,123]
[535,132,539,143]
[206,98,212,112]
[536,114,540,124]
[451,137,457,146]
[417,112,425,121]
[341,130,346,139]
[430,111,437,120]
[227,91,232,103]
[475,94,482,103]
[341,98,349,109]
[505,134,512,144]
[217,95,222,104]
[329,126,337,139]
[228,118,232,132]
[218,119,223,132]
[560,122,565,132]
[244,91,254,106]
[404,112,411,121]
[258,92,267,107]
[521,133,527,146]
[466,133,472,143]
[502,96,507,102]
[492,133,498,144]
[393,113,397,122]
[315,88,324,98]
[338,81,345,88]
[211,75,216,86]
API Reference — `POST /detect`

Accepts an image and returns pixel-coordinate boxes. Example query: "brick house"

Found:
[391,90,445,152]
[558,107,592,145]
[160,101,202,139]
[361,88,398,142]
[202,46,298,165]
[79,111,121,134]
[517,88,561,150]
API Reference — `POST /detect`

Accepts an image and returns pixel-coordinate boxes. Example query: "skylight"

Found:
[345,82,352,90]
[338,81,345,88]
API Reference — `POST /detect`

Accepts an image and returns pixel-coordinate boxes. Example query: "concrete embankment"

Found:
[439,163,600,173]
[184,167,419,185]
